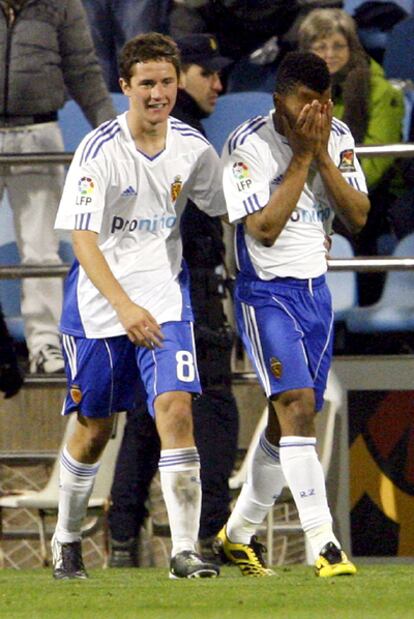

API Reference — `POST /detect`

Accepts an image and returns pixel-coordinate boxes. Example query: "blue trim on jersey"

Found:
[235,224,258,278]
[75,213,92,230]
[136,147,165,161]
[228,116,267,154]
[80,119,120,165]
[347,176,361,191]
[178,260,194,321]
[60,260,86,336]
[331,118,349,136]
[170,119,210,145]
[243,192,263,215]
[59,258,193,337]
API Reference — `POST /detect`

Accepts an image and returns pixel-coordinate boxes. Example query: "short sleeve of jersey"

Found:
[186,146,227,217]
[54,140,107,234]
[331,118,368,194]
[222,137,271,224]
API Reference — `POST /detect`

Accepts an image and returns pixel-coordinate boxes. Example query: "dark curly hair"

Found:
[274,51,331,96]
[119,32,181,84]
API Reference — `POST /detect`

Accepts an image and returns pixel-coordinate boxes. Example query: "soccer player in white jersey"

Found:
[214,51,370,577]
[51,32,225,580]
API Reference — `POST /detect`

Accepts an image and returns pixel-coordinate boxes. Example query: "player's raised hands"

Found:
[315,99,333,160]
[281,99,324,162]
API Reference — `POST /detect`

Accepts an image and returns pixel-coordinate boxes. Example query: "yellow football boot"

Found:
[314,542,357,577]
[213,526,274,577]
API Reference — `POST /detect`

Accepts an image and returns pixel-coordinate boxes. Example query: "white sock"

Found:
[279,436,339,560]
[227,432,285,544]
[159,447,201,556]
[55,446,100,544]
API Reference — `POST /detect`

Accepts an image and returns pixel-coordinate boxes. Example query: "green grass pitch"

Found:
[0,564,413,619]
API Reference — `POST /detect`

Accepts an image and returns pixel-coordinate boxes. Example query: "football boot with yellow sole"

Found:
[213,526,274,577]
[314,542,357,578]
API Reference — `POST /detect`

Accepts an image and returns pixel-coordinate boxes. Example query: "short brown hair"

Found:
[118,32,181,83]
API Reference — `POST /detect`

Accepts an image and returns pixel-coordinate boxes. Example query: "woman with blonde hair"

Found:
[299,8,405,305]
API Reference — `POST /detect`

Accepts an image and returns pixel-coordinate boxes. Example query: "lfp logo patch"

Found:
[76,177,95,206]
[232,161,252,191]
[78,176,95,196]
[232,161,250,181]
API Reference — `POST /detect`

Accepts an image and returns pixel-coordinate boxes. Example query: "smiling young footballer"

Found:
[52,32,224,580]
[214,52,370,577]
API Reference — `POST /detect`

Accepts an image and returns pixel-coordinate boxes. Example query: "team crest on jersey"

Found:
[338,149,356,172]
[171,175,183,202]
[70,384,82,405]
[270,357,282,379]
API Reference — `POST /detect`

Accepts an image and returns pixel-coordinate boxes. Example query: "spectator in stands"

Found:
[0,0,115,373]
[0,304,23,399]
[168,0,344,93]
[82,0,171,91]
[299,8,405,304]
[108,34,240,568]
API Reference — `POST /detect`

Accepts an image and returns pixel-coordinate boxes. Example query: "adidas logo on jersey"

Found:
[121,186,137,196]
[271,174,284,186]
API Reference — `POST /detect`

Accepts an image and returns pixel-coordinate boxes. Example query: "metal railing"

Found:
[0,142,412,165]
[0,142,413,388]
[0,142,414,280]
[2,256,414,280]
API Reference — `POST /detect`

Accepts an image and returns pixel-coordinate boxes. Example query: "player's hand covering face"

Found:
[275,86,332,161]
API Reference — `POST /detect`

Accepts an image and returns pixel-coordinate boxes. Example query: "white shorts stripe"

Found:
[62,334,77,379]
[271,294,309,367]
[313,308,334,382]
[242,302,271,395]
[103,339,114,416]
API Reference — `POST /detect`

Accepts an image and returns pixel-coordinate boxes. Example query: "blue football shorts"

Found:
[60,321,201,418]
[235,273,334,412]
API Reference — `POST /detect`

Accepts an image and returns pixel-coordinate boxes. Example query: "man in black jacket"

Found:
[169,1,344,92]
[107,34,240,567]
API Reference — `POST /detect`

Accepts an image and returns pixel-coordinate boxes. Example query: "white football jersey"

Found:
[223,111,367,280]
[55,112,225,338]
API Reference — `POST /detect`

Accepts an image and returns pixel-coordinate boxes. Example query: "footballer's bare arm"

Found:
[315,102,370,234]
[245,101,322,246]
[72,230,163,348]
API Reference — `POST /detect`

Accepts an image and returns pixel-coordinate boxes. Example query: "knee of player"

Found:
[276,388,316,433]
[82,424,113,459]
[87,435,109,461]
[155,393,193,437]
